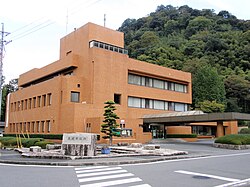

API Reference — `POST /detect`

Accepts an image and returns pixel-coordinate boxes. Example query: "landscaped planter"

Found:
[213,143,250,150]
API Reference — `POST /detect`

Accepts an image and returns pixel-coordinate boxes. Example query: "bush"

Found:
[21,138,44,148]
[4,134,63,140]
[239,128,250,134]
[0,137,45,147]
[34,141,54,149]
[215,134,250,145]
[166,134,197,138]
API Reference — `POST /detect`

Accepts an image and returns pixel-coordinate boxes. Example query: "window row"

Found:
[8,120,51,133]
[11,93,52,112]
[128,96,188,112]
[128,73,188,93]
[89,40,128,55]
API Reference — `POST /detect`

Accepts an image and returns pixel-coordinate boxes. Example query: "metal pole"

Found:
[0,23,4,121]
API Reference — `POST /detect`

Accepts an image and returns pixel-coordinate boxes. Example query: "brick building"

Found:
[4,22,192,143]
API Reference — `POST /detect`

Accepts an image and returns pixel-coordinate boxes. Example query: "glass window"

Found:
[114,94,121,104]
[128,97,141,108]
[154,100,165,110]
[164,101,169,110]
[168,82,175,91]
[128,74,141,85]
[33,97,36,108]
[175,103,186,111]
[38,96,41,107]
[145,77,153,87]
[42,95,46,106]
[175,83,185,92]
[71,91,80,103]
[153,79,164,89]
[47,121,51,132]
[47,93,52,106]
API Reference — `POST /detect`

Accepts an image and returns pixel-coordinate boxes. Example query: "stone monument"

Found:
[62,133,97,156]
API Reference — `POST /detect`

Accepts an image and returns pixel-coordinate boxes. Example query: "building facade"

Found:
[4,23,192,143]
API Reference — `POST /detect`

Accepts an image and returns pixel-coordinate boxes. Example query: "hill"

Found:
[118,5,250,114]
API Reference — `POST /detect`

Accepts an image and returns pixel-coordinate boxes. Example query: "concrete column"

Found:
[216,121,224,137]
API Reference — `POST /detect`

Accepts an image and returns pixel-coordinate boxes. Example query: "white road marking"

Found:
[77,169,127,177]
[214,178,250,187]
[78,173,134,182]
[120,152,250,166]
[76,166,122,174]
[80,177,142,187]
[129,184,152,187]
[175,170,240,182]
[75,166,108,170]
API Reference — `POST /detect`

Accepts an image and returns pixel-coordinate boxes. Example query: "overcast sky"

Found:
[1,0,250,83]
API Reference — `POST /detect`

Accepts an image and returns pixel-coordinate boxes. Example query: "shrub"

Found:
[4,134,63,140]
[166,134,197,138]
[21,138,44,148]
[34,141,54,149]
[215,134,250,145]
[239,128,250,134]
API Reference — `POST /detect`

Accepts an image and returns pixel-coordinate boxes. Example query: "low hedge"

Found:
[4,134,63,140]
[34,141,54,149]
[0,137,49,147]
[215,134,250,145]
[166,134,197,138]
[239,128,250,134]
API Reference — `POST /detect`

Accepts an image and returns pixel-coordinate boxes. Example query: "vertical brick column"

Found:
[216,121,224,137]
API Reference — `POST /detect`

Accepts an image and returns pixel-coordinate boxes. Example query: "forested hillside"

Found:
[118,5,250,113]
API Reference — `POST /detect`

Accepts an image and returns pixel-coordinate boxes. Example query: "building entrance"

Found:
[150,124,165,139]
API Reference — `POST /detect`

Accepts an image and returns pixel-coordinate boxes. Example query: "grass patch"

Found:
[215,134,250,145]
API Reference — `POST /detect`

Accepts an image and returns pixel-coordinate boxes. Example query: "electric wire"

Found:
[7,0,103,42]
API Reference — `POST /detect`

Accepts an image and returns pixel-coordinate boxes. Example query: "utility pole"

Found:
[0,23,11,121]
[104,14,106,27]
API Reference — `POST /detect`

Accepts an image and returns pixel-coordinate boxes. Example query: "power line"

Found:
[6,0,104,42]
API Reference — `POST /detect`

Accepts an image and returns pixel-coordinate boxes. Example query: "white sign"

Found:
[62,133,94,145]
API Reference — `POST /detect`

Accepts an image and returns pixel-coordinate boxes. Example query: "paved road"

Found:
[0,140,250,187]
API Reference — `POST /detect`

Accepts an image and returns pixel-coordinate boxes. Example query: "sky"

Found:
[1,0,250,83]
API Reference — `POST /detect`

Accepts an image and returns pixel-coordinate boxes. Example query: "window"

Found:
[33,97,36,108]
[114,94,121,104]
[24,99,27,110]
[47,121,51,132]
[42,95,46,106]
[21,100,24,110]
[145,77,153,87]
[37,121,40,132]
[128,74,141,85]
[47,93,52,106]
[128,73,188,93]
[175,103,187,112]
[41,121,45,132]
[154,100,165,110]
[175,83,187,93]
[38,96,41,107]
[128,97,141,108]
[28,98,32,109]
[32,122,35,133]
[71,91,80,102]
[27,122,30,132]
[86,123,91,133]
[153,79,164,89]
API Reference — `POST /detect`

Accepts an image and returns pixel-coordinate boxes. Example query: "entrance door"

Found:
[150,124,165,139]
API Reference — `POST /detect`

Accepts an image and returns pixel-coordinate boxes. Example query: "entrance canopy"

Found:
[143,111,250,124]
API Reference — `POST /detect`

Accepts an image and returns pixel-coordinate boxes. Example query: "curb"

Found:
[0,154,211,166]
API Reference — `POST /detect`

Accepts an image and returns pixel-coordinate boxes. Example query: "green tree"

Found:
[192,64,226,108]
[198,100,225,113]
[224,75,250,112]
[1,79,18,121]
[101,101,120,145]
